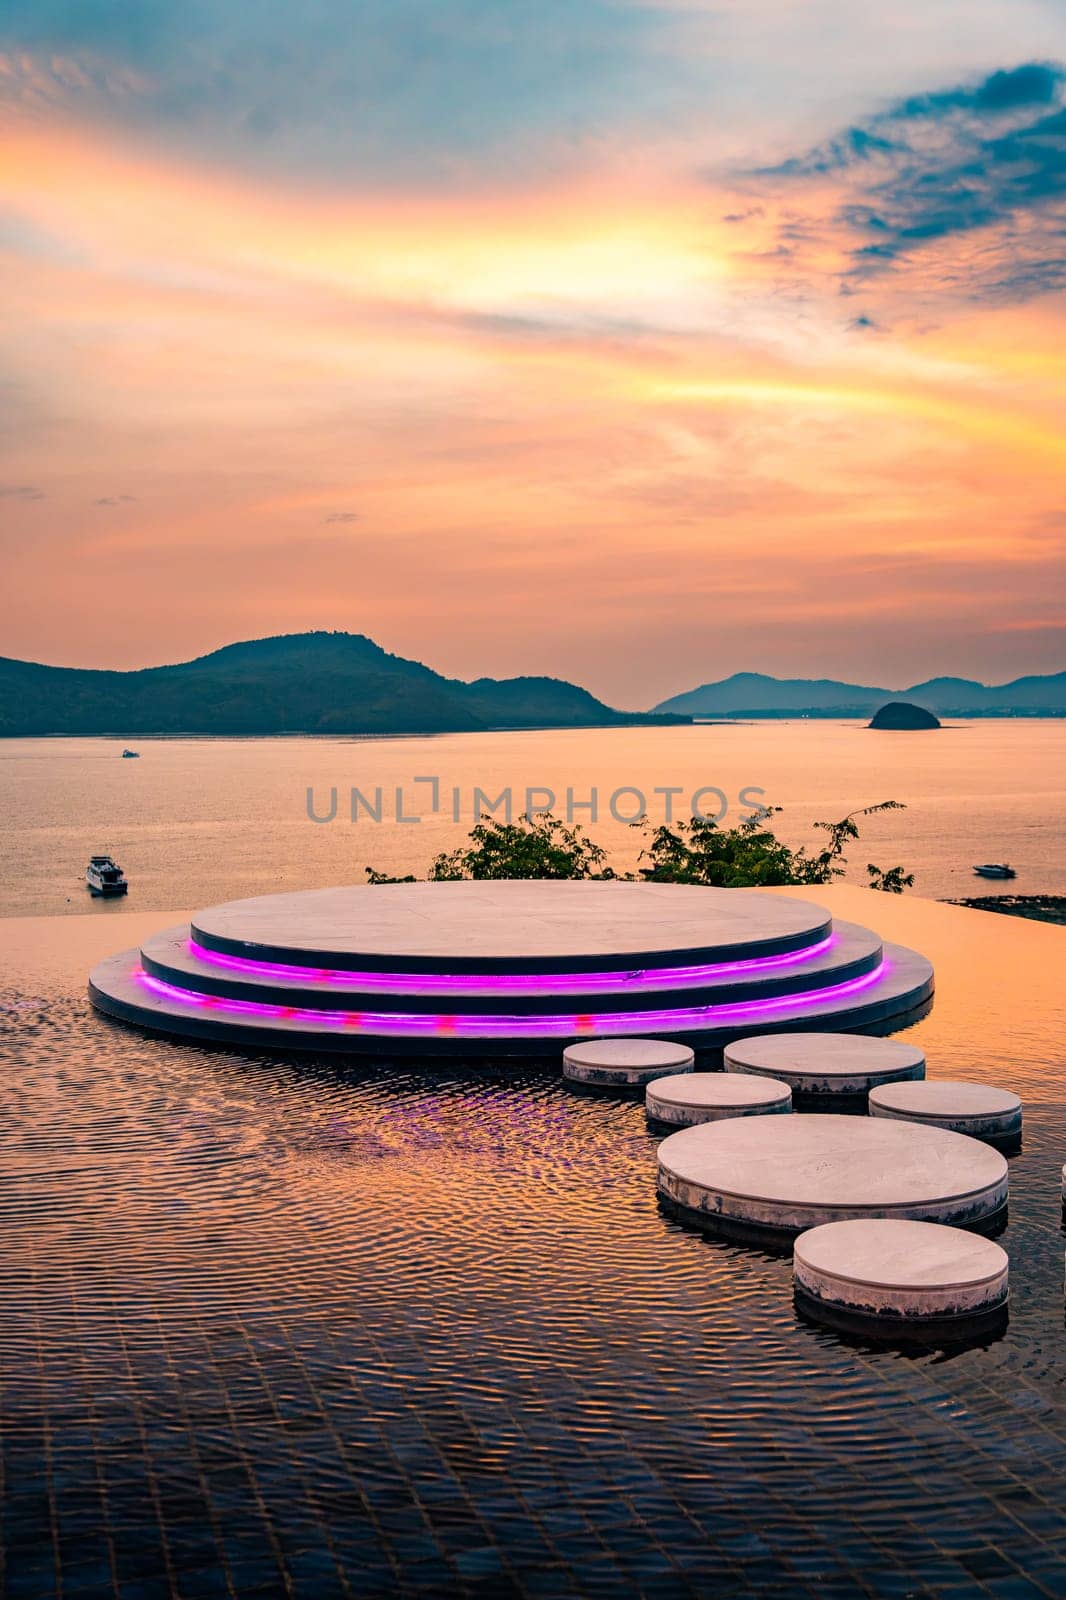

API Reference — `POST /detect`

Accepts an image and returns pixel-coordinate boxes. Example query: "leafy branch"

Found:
[366,803,914,891]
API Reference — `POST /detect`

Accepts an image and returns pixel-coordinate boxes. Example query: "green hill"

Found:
[0,632,686,737]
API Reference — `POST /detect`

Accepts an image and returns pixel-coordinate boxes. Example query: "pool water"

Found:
[0,889,1063,1598]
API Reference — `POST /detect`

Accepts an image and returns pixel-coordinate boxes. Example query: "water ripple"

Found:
[0,982,1063,1597]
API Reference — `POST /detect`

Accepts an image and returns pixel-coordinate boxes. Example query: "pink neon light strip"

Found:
[137,959,890,1039]
[186,933,839,995]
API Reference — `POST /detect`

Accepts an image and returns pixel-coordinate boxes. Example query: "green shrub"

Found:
[367,803,914,891]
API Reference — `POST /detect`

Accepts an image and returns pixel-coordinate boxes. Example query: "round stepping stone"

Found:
[794,1219,1009,1326]
[657,1114,1007,1234]
[724,1031,924,1095]
[563,1038,694,1088]
[869,1080,1022,1146]
[646,1072,791,1127]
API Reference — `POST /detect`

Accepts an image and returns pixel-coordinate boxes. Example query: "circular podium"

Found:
[90,880,933,1059]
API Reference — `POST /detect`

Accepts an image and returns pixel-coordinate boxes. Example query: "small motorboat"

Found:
[122,748,140,758]
[972,863,1016,880]
[86,854,129,896]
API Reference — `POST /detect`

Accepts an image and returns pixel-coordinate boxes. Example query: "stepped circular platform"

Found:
[793,1220,1009,1330]
[563,1038,694,1087]
[657,1115,1007,1237]
[646,1072,792,1126]
[723,1032,925,1096]
[88,881,934,1059]
[869,1080,1022,1148]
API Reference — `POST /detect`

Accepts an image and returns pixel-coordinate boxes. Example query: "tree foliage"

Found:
[367,803,914,891]
[366,813,614,883]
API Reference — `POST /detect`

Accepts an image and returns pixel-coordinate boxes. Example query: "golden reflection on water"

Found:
[2,720,1064,915]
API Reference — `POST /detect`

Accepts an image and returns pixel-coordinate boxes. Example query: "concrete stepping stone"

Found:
[724,1031,924,1096]
[563,1038,694,1088]
[646,1071,791,1127]
[869,1080,1022,1148]
[794,1218,1009,1328]
[656,1114,1008,1235]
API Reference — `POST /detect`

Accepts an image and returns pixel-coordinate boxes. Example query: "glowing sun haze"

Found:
[1,1,1063,706]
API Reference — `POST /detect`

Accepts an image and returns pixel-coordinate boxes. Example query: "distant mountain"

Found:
[653,670,1066,718]
[655,672,888,717]
[903,675,1066,711]
[0,632,686,737]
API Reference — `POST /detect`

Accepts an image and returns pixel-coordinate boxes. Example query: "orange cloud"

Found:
[0,96,1062,700]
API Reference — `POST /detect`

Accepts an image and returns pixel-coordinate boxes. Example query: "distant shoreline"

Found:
[6,712,1066,740]
[685,713,1056,726]
[944,895,1066,928]
[0,718,685,741]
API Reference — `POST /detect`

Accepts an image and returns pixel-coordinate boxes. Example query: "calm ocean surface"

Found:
[1,719,1063,916]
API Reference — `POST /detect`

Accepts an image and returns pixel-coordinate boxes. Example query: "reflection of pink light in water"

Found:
[186,934,839,994]
[137,960,890,1038]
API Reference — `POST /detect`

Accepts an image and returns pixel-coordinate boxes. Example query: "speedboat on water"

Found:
[972,863,1016,880]
[122,748,140,758]
[86,855,128,896]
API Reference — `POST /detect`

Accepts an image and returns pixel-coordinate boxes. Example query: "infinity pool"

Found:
[1,889,1063,1598]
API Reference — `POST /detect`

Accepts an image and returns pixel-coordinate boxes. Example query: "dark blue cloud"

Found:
[769,126,901,177]
[893,62,1061,120]
[756,62,1065,303]
[974,62,1060,111]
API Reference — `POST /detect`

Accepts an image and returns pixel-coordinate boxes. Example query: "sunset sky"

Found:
[1,1,1063,706]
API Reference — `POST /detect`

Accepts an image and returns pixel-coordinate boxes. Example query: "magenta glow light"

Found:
[137,959,891,1038]
[186,933,840,995]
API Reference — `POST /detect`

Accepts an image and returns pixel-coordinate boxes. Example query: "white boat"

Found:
[972,863,1016,880]
[86,855,128,896]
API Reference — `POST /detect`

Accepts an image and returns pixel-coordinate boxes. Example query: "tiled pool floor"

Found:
[0,892,1063,1598]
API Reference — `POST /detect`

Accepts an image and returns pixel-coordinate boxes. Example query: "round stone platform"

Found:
[139,916,887,1014]
[646,1072,792,1126]
[657,1115,1007,1237]
[563,1039,694,1087]
[869,1081,1022,1148]
[192,881,831,973]
[793,1219,1009,1328]
[89,882,935,1059]
[724,1032,925,1096]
